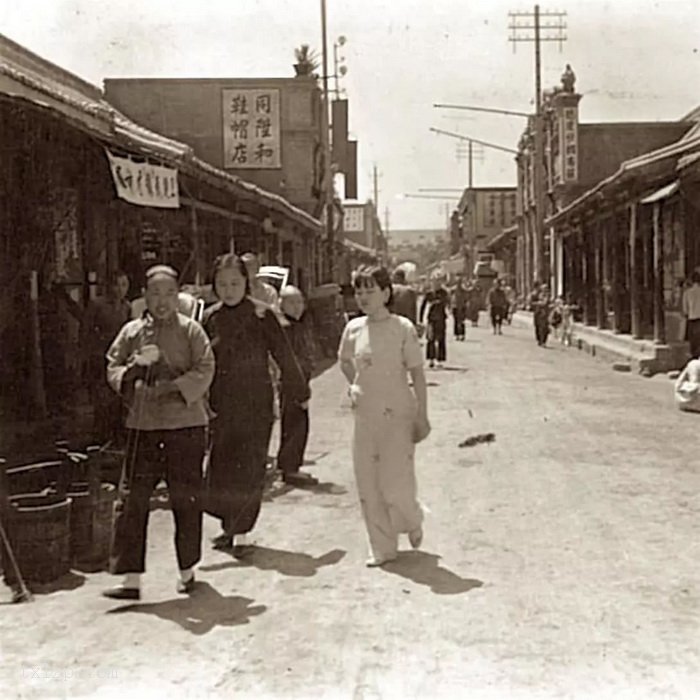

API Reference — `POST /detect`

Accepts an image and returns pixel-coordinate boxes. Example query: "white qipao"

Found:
[339,314,425,560]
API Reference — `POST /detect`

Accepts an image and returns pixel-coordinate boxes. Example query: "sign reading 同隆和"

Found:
[222,89,282,169]
[106,151,180,208]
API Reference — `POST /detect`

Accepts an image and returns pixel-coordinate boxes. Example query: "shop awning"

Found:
[343,238,377,256]
[640,180,679,204]
[548,132,700,227]
[0,33,322,234]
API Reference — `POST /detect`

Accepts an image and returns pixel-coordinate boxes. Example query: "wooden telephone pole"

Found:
[508,5,567,288]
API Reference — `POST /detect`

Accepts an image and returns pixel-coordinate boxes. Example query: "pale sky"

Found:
[2,0,699,231]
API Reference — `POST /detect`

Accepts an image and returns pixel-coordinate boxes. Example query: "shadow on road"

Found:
[201,546,347,578]
[303,450,331,466]
[106,581,266,635]
[381,552,483,595]
[32,571,87,595]
[294,481,348,496]
[264,480,348,502]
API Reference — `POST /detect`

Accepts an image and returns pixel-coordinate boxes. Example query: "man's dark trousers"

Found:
[110,427,205,574]
[277,393,309,475]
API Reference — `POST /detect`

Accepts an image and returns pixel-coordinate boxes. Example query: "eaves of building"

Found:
[546,128,700,228]
[0,33,320,234]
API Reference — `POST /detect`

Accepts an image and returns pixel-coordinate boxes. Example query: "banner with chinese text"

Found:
[222,88,282,169]
[106,151,180,208]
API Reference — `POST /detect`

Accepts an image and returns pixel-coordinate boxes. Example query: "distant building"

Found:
[457,187,518,270]
[342,200,385,252]
[516,66,693,297]
[105,76,325,217]
[388,229,449,274]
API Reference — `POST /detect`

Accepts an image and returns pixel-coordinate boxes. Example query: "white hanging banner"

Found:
[106,150,180,208]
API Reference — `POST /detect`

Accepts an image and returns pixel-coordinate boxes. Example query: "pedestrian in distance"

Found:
[389,268,418,325]
[465,281,481,327]
[339,266,431,567]
[487,279,508,335]
[560,294,574,347]
[682,270,700,359]
[420,276,449,368]
[504,282,516,324]
[276,285,319,487]
[533,285,552,347]
[451,276,468,341]
[81,270,131,446]
[102,264,216,600]
[549,297,564,341]
[202,254,309,557]
[241,251,279,310]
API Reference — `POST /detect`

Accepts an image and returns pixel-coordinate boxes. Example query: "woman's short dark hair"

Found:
[353,266,393,307]
[211,253,250,297]
[691,270,700,285]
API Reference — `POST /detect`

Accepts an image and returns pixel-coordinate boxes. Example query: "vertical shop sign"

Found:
[560,107,579,183]
[222,88,282,169]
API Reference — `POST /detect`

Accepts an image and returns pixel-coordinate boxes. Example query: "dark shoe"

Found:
[283,472,319,487]
[10,587,32,604]
[212,533,233,550]
[408,527,424,550]
[102,585,140,601]
[176,575,196,595]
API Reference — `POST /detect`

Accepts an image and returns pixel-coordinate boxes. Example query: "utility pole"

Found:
[508,4,567,291]
[373,164,379,212]
[320,0,335,282]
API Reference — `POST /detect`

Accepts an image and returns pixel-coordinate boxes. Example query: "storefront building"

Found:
[0,35,321,450]
[515,66,691,300]
[547,122,700,371]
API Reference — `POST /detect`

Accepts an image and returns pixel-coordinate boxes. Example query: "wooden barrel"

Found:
[5,460,65,497]
[5,493,72,585]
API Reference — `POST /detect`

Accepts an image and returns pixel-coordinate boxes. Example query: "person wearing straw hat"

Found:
[102,264,215,600]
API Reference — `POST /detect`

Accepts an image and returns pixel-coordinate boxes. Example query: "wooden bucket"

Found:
[4,493,72,585]
[4,460,66,498]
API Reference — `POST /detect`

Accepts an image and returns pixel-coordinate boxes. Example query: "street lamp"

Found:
[333,35,348,97]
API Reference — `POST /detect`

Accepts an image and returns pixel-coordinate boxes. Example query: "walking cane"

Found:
[0,460,32,603]
[0,520,33,603]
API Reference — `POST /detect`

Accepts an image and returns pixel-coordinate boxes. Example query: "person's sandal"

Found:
[211,534,233,550]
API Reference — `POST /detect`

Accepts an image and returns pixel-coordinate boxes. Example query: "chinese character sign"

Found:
[106,151,180,208]
[343,206,365,232]
[222,88,281,169]
[559,106,578,183]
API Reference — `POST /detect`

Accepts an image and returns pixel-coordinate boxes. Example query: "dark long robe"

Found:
[203,298,309,535]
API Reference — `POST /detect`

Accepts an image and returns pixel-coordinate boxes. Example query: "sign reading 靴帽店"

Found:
[222,88,282,169]
[106,151,180,208]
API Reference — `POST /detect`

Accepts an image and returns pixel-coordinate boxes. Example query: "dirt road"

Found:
[2,316,699,699]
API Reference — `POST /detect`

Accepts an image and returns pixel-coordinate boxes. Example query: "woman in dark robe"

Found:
[203,254,309,555]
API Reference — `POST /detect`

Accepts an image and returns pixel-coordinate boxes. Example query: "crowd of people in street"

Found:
[68,256,700,600]
[94,255,443,600]
[18,251,700,604]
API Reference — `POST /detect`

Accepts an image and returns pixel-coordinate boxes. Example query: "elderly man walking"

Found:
[102,264,215,600]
